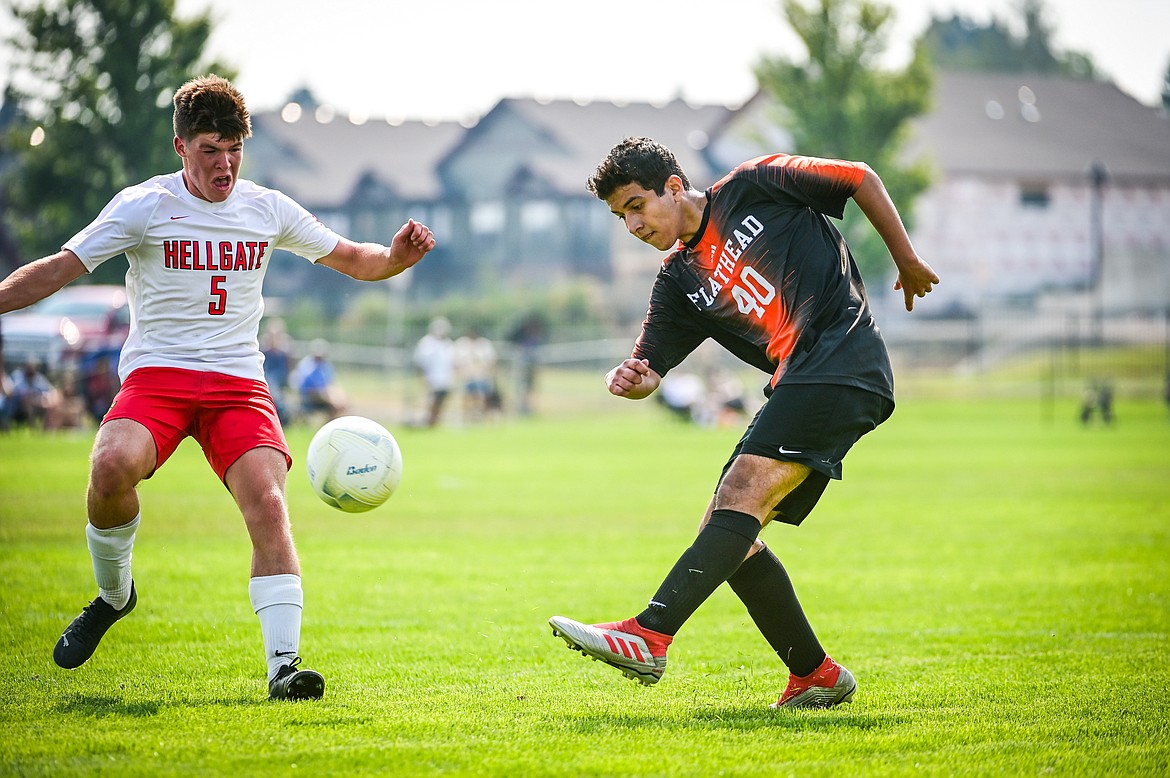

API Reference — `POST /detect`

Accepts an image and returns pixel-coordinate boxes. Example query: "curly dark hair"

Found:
[173,74,251,142]
[586,137,691,201]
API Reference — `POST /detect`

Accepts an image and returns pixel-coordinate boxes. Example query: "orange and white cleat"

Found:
[549,615,672,686]
[770,655,856,709]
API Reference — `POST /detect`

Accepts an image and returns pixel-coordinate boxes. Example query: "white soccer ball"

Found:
[306,416,403,513]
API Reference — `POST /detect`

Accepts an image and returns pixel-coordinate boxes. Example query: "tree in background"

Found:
[1162,57,1170,113]
[2,0,231,281]
[920,0,1097,79]
[754,0,932,283]
[0,87,25,278]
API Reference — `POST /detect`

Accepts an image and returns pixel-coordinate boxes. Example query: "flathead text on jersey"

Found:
[689,214,765,309]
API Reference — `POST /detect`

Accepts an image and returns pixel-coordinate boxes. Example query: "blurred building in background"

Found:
[243,73,1170,328]
[247,92,752,321]
[5,72,1165,399]
[904,72,1170,318]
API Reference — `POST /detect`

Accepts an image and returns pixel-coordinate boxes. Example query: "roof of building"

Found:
[436,97,738,198]
[906,71,1170,181]
[505,96,736,188]
[245,95,740,208]
[245,110,466,210]
[241,73,1170,210]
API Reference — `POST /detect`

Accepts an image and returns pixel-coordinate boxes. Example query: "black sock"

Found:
[636,509,761,636]
[726,544,825,677]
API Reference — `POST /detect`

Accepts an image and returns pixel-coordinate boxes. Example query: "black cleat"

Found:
[268,657,325,701]
[53,583,137,669]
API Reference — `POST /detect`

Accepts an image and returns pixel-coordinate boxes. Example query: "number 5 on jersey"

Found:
[209,275,227,315]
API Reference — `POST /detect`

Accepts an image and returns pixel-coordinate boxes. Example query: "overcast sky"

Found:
[3,0,1168,121]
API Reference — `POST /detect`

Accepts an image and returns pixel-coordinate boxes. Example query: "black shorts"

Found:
[717,383,894,526]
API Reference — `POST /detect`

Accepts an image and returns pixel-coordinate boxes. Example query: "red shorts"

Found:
[103,366,291,483]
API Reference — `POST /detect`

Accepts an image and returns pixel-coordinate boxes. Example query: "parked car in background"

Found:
[1,285,130,373]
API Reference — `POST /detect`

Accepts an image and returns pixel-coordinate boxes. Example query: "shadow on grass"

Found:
[55,691,376,726]
[56,695,164,718]
[564,707,908,733]
[55,691,271,715]
[691,707,908,732]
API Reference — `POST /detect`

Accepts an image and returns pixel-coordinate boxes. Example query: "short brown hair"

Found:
[173,74,251,142]
[586,136,691,201]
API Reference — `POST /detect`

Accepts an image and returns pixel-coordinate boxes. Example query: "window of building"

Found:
[1019,182,1051,208]
[521,201,559,232]
[470,201,505,234]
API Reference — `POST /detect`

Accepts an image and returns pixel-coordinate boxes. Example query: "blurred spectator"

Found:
[0,367,13,432]
[656,370,750,427]
[261,319,294,424]
[657,373,706,422]
[1098,382,1115,424]
[706,368,750,427]
[1080,379,1115,426]
[508,312,546,416]
[0,322,12,431]
[292,338,347,420]
[1079,383,1097,425]
[413,317,455,427]
[81,352,119,423]
[7,360,62,429]
[454,325,500,422]
[52,365,87,430]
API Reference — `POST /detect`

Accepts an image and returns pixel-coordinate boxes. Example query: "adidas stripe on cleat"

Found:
[770,656,856,709]
[549,615,671,686]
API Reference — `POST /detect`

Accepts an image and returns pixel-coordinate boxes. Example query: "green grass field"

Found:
[1,379,1167,776]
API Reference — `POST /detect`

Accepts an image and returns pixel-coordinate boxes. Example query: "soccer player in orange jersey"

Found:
[551,137,939,708]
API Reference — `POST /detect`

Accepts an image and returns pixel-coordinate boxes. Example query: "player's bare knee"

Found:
[714,463,778,517]
[89,421,155,492]
[721,456,812,514]
[87,447,145,498]
[240,488,289,527]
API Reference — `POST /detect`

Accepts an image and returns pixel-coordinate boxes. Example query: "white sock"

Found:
[248,574,304,681]
[86,514,140,610]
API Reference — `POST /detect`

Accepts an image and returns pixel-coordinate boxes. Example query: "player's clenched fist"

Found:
[606,358,659,398]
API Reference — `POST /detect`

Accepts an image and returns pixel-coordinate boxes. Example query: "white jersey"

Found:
[64,172,340,382]
[413,334,456,391]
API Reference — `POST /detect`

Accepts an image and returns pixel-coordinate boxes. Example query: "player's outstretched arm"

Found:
[606,358,661,400]
[318,218,436,282]
[0,250,87,315]
[851,166,940,312]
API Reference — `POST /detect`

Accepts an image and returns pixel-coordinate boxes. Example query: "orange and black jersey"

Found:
[632,153,894,399]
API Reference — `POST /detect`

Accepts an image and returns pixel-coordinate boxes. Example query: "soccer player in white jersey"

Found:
[0,74,436,701]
